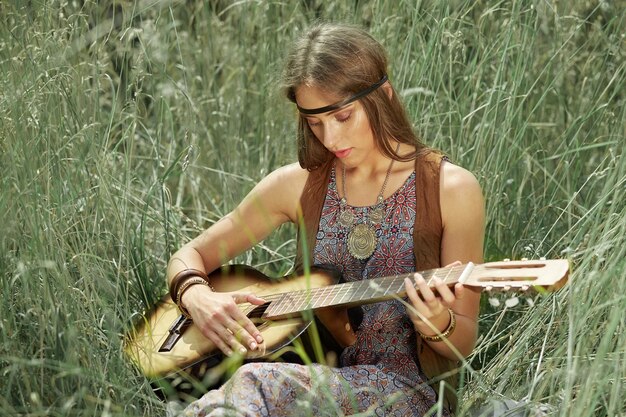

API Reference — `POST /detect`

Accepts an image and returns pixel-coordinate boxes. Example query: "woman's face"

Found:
[294,84,379,167]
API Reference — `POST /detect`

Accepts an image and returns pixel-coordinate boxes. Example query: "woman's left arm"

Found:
[405,161,485,360]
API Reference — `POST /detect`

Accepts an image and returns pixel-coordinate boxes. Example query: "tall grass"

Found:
[1,1,624,416]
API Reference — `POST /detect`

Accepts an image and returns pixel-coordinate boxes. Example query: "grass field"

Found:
[1,1,624,416]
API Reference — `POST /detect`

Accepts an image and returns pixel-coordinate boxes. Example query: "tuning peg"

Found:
[540,257,546,261]
[503,258,511,262]
[521,257,528,261]
[503,285,511,292]
[520,285,529,292]
[486,285,494,292]
[505,297,519,308]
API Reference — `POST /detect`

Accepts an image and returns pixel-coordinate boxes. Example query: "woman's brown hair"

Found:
[281,23,425,170]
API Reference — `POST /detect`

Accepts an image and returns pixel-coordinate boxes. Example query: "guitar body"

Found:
[124,265,341,391]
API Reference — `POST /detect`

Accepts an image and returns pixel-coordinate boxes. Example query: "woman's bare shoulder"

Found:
[439,160,484,223]
[440,160,482,194]
[251,162,311,223]
[438,160,485,265]
[260,162,310,194]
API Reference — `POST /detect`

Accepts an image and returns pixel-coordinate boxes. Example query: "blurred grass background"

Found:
[0,0,624,416]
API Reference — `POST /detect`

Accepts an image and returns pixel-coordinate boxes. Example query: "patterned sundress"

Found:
[175,167,447,417]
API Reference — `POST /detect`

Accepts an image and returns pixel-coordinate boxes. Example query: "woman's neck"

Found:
[336,143,416,207]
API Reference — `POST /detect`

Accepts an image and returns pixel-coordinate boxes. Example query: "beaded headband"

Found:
[296,74,388,115]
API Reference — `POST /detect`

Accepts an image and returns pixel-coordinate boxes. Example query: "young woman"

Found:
[167,23,485,416]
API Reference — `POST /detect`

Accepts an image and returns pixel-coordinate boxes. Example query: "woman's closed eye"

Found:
[335,112,352,123]
[306,113,352,127]
[306,112,351,128]
[307,118,321,127]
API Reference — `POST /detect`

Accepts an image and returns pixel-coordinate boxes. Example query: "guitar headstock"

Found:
[463,259,570,293]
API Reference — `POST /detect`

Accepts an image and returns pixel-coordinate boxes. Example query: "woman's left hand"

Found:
[404,261,465,336]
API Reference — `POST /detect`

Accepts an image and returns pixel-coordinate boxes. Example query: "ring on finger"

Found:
[423,295,439,306]
[426,298,440,308]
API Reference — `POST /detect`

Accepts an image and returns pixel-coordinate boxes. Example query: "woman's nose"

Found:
[322,124,338,148]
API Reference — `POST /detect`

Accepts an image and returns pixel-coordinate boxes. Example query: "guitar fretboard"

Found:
[262,265,471,319]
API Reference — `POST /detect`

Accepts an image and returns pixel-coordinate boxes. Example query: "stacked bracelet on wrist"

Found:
[169,268,210,303]
[417,308,457,342]
[169,268,214,319]
[176,277,210,318]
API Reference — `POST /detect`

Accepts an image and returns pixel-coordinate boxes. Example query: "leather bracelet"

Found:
[176,277,210,319]
[417,308,456,342]
[169,268,209,304]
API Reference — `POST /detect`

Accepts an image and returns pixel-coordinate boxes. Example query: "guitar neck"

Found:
[262,264,469,319]
[262,259,569,319]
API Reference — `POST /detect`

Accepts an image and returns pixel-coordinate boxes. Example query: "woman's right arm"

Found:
[166,163,308,356]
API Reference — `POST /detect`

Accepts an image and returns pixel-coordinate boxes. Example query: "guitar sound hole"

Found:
[248,302,271,328]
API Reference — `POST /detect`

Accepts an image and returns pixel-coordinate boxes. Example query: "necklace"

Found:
[338,147,398,260]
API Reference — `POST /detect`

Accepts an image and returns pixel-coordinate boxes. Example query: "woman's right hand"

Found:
[180,285,266,356]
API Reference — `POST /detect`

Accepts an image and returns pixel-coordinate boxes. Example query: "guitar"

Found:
[124,259,569,381]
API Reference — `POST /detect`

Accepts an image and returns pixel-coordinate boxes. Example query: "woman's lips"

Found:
[334,148,352,159]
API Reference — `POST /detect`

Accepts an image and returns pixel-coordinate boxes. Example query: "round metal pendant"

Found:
[338,209,355,228]
[347,223,378,260]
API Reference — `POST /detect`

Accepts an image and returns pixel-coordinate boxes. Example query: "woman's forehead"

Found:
[294,84,343,109]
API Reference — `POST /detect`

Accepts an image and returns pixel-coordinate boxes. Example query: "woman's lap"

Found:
[172,362,441,417]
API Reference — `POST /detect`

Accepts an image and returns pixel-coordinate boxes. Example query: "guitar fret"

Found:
[294,290,308,312]
[304,285,321,310]
[368,278,380,296]
[384,276,396,296]
[421,269,433,281]
[292,289,309,313]
[357,280,369,304]
[275,294,292,316]
[317,285,333,309]
[302,287,313,310]
[443,267,453,285]
[307,287,319,310]
[324,283,343,309]
[337,282,353,305]
[458,262,474,284]
[426,269,436,286]
[398,276,406,293]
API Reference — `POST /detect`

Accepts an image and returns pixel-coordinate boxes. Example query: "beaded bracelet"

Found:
[169,268,210,304]
[176,277,211,319]
[417,308,457,342]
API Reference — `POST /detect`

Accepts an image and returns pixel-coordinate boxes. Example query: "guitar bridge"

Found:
[158,314,192,352]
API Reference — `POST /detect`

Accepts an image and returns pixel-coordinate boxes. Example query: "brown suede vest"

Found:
[294,149,458,412]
